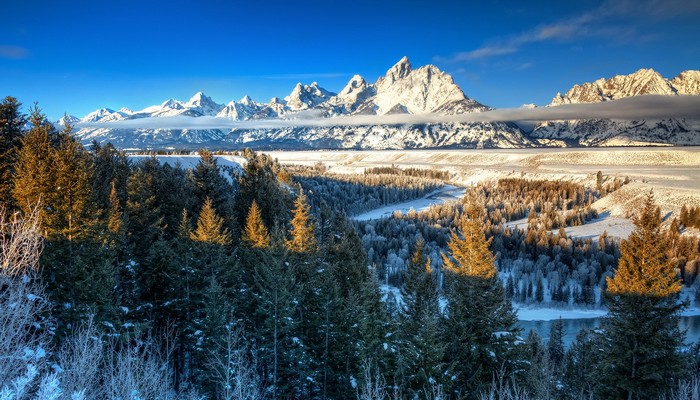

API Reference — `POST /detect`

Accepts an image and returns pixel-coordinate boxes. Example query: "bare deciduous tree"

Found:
[206,324,264,400]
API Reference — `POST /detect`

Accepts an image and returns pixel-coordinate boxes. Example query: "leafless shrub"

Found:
[357,360,387,400]
[0,207,42,277]
[206,324,263,400]
[479,372,533,400]
[664,377,700,400]
[101,338,179,400]
[56,318,104,399]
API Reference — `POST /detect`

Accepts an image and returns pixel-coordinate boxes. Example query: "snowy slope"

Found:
[533,68,700,146]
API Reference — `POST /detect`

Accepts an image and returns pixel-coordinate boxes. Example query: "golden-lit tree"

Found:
[242,200,270,249]
[442,205,519,395]
[441,209,496,279]
[191,197,231,245]
[286,190,316,253]
[606,191,682,298]
[599,191,687,400]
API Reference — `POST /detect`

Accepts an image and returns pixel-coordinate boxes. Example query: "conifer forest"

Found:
[3,96,700,400]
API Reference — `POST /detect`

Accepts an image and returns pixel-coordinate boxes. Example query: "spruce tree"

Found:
[599,191,687,399]
[253,244,303,398]
[398,239,445,396]
[286,189,317,253]
[12,105,57,228]
[0,96,25,209]
[442,207,520,398]
[242,200,270,248]
[191,197,232,246]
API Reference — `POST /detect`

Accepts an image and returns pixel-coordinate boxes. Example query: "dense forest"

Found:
[1,95,700,399]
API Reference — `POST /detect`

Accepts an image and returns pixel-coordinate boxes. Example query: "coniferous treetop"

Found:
[441,206,496,279]
[242,200,270,249]
[190,197,231,245]
[606,191,682,298]
[286,189,316,253]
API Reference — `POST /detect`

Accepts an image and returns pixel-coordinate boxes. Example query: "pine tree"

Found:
[398,239,445,397]
[191,197,232,246]
[0,96,25,209]
[442,207,520,397]
[242,200,270,248]
[600,191,688,399]
[252,245,303,399]
[548,318,565,370]
[12,105,57,229]
[286,189,317,253]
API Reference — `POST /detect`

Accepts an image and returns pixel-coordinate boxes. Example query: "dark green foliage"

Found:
[234,149,290,234]
[442,215,521,398]
[397,239,446,396]
[564,329,605,398]
[0,96,25,208]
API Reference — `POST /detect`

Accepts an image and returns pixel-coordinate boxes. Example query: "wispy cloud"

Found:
[0,45,29,59]
[76,95,700,130]
[436,0,700,63]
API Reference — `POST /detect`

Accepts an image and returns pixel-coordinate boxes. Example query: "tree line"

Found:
[1,96,698,399]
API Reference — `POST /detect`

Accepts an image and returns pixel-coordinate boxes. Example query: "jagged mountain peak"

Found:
[285,82,335,111]
[161,98,184,109]
[187,91,211,104]
[372,57,470,115]
[239,95,256,106]
[672,70,700,95]
[550,68,680,106]
[384,56,412,83]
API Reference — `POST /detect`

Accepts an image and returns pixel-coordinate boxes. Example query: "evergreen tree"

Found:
[547,318,565,370]
[242,200,270,248]
[0,96,25,208]
[191,197,232,246]
[442,207,520,398]
[12,105,58,228]
[600,191,687,399]
[234,149,290,235]
[564,329,604,399]
[398,239,445,397]
[90,141,130,212]
[253,244,303,399]
[286,189,317,253]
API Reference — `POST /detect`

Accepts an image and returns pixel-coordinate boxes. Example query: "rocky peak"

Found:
[550,68,680,106]
[672,70,700,95]
[384,56,412,83]
[285,82,335,111]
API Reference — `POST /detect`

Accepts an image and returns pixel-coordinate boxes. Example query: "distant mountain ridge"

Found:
[532,68,700,146]
[64,61,700,150]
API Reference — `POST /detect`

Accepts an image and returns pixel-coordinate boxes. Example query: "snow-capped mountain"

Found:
[68,57,531,149]
[65,61,698,150]
[532,68,700,146]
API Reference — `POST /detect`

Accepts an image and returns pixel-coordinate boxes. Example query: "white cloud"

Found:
[437,0,700,63]
[76,95,700,130]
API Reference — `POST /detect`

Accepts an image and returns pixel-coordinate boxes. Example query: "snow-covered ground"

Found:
[128,154,245,182]
[129,154,245,170]
[268,147,700,240]
[352,185,466,221]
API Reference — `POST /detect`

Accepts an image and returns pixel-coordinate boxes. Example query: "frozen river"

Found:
[352,185,467,221]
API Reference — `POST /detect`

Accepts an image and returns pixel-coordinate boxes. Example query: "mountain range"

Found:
[63,58,700,150]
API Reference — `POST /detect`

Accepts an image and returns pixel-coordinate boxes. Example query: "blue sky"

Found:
[1,0,699,120]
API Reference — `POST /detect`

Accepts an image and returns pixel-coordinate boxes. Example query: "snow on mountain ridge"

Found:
[534,68,700,146]
[550,68,700,106]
